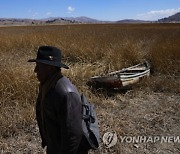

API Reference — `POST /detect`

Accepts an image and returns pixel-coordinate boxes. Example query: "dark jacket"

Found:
[36,76,83,154]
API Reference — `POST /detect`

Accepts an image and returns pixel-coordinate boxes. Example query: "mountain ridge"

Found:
[0,12,180,25]
[158,12,180,23]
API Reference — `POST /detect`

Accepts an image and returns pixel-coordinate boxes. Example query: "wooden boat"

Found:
[90,62,150,89]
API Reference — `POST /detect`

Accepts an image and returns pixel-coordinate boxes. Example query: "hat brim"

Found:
[28,59,36,62]
[28,59,69,69]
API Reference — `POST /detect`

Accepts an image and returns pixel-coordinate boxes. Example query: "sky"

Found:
[1,0,180,21]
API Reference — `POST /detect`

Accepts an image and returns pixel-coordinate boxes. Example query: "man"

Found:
[28,46,87,154]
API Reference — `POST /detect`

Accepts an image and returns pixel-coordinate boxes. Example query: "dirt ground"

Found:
[0,90,179,154]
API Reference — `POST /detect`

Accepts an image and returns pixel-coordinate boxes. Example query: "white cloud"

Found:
[67,6,75,14]
[46,12,52,16]
[137,8,180,20]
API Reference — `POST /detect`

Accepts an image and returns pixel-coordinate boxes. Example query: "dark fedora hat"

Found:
[28,46,69,69]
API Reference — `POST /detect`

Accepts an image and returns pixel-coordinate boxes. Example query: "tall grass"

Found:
[0,23,179,143]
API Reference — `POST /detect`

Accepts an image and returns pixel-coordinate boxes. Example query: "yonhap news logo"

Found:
[119,136,180,143]
[102,133,180,148]
[103,132,118,148]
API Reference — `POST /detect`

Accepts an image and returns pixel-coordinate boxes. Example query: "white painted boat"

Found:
[90,62,150,89]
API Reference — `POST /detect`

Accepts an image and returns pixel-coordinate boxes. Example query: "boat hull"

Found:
[90,62,150,89]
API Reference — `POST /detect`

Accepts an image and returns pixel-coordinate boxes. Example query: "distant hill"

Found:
[1,13,180,26]
[158,12,180,23]
[0,16,106,26]
[0,17,150,26]
[64,16,105,23]
[116,19,151,23]
[0,18,79,26]
[0,18,36,26]
[43,18,77,24]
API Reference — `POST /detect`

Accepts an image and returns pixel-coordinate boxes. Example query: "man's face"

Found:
[34,62,53,83]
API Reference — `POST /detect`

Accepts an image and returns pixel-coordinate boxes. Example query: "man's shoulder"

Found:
[55,76,79,95]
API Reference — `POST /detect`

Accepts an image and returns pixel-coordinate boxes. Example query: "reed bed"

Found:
[0,23,180,153]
